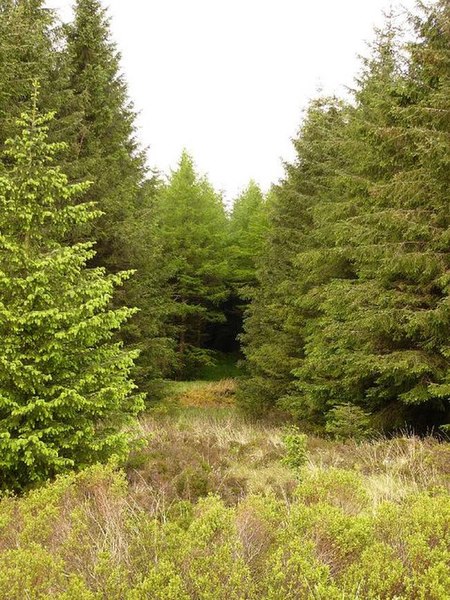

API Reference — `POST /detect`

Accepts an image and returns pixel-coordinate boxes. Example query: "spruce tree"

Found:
[221,181,268,357]
[228,180,268,299]
[287,23,408,423]
[65,0,172,391]
[65,0,146,268]
[0,95,143,492]
[120,178,177,393]
[154,151,229,377]
[239,98,352,415]
[404,0,450,420]
[0,0,70,150]
[292,6,450,429]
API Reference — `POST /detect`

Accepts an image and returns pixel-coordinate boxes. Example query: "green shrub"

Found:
[281,426,308,474]
[342,542,407,598]
[296,468,370,513]
[262,538,340,599]
[126,561,190,600]
[0,544,65,599]
[325,403,372,441]
[0,443,449,599]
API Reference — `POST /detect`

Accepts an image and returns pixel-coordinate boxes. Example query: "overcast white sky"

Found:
[46,0,415,202]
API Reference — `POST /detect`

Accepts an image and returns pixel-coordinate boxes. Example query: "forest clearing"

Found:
[0,0,449,597]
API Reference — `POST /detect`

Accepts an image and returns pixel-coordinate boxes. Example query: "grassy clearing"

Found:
[162,378,237,407]
[129,398,450,508]
[0,380,449,599]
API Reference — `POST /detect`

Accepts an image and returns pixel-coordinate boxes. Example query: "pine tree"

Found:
[219,181,268,357]
[404,0,450,420]
[285,23,408,423]
[239,98,352,415]
[154,151,229,377]
[65,0,172,391]
[65,0,146,269]
[120,178,177,394]
[293,6,450,429]
[228,180,268,299]
[0,94,143,492]
[0,0,70,151]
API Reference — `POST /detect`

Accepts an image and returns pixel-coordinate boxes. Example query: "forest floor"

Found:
[1,376,450,598]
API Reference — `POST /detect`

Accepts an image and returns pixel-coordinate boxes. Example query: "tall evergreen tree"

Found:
[154,151,229,377]
[0,0,70,151]
[285,22,408,423]
[239,97,352,415]
[65,0,172,391]
[120,178,177,393]
[0,96,143,492]
[294,6,450,429]
[65,0,145,270]
[228,180,268,298]
[217,181,268,356]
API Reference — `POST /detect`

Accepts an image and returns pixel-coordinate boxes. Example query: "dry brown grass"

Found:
[125,389,450,514]
[306,434,450,505]
[126,408,294,510]
[173,378,237,407]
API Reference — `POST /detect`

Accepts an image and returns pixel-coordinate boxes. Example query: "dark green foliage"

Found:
[295,5,450,428]
[196,352,242,381]
[64,0,173,391]
[219,181,269,358]
[325,404,373,441]
[0,0,71,150]
[240,97,352,416]
[0,100,143,492]
[286,26,411,423]
[241,2,450,430]
[119,179,177,394]
[64,0,146,267]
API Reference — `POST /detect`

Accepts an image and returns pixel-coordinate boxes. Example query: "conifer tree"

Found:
[154,151,229,377]
[221,181,268,356]
[0,95,143,492]
[120,179,177,393]
[404,0,450,419]
[228,180,268,299]
[0,0,69,150]
[285,23,408,423]
[295,6,450,429]
[65,0,171,390]
[239,98,352,415]
[65,0,146,270]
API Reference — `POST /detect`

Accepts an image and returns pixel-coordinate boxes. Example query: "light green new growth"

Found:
[0,90,144,492]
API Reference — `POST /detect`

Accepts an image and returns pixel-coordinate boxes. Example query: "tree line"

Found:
[0,0,267,490]
[241,1,450,432]
[0,0,448,491]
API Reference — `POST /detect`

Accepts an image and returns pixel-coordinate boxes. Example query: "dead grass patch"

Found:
[175,378,237,407]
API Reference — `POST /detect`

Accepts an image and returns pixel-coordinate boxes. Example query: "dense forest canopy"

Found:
[0,0,449,492]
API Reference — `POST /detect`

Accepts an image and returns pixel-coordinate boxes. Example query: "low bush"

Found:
[0,461,449,599]
[281,426,308,475]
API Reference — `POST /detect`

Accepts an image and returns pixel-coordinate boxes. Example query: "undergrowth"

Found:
[0,381,449,599]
